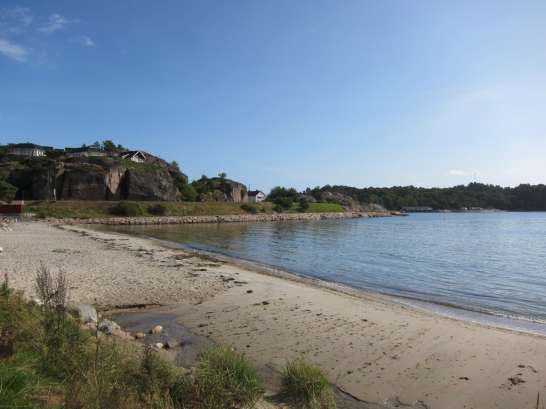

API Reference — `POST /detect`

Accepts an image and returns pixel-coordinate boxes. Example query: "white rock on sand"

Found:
[2,221,546,409]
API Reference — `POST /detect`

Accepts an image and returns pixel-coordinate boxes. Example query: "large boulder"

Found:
[121,167,179,201]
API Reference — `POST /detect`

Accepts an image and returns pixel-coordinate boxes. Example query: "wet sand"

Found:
[1,221,545,409]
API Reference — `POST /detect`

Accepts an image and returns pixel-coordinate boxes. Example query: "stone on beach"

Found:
[98,319,120,335]
[150,325,163,335]
[134,332,146,339]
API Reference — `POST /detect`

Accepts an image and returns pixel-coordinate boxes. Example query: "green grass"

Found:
[0,359,41,409]
[281,357,336,409]
[286,202,345,213]
[24,200,345,219]
[305,202,344,213]
[25,200,274,219]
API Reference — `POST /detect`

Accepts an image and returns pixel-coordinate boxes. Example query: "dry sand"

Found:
[1,221,545,409]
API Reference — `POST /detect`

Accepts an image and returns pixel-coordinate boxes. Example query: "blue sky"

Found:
[1,1,545,192]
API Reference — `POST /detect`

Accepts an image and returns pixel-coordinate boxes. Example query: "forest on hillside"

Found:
[307,183,546,211]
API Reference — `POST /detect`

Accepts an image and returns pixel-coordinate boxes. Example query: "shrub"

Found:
[273,204,284,213]
[109,202,145,217]
[0,179,17,201]
[281,357,336,409]
[187,347,263,409]
[299,197,310,212]
[148,203,167,216]
[240,204,257,214]
[64,339,142,409]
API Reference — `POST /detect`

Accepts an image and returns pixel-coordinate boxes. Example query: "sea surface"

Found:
[99,212,546,333]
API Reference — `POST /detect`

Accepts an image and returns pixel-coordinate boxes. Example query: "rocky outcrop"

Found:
[58,164,110,200]
[0,152,187,201]
[193,177,248,203]
[121,168,179,201]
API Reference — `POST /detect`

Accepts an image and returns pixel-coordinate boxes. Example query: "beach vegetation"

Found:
[281,357,336,409]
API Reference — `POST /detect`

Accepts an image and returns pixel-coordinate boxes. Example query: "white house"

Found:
[248,190,266,203]
[7,143,52,157]
[120,150,147,163]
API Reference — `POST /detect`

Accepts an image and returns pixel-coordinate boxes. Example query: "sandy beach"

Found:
[1,221,545,409]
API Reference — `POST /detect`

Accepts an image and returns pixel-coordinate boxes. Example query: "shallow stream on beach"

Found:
[98,212,546,334]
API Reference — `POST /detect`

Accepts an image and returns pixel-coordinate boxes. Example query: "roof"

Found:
[248,190,265,196]
[8,143,53,150]
[121,150,146,157]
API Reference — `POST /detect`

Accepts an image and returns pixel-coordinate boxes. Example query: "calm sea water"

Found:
[100,212,546,329]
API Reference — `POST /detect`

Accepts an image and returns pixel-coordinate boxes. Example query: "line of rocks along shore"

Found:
[46,211,402,226]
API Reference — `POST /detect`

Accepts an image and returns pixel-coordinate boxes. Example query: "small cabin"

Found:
[7,143,52,157]
[248,190,266,203]
[120,150,147,163]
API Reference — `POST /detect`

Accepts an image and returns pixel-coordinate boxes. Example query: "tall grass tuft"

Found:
[180,346,264,409]
[281,357,336,409]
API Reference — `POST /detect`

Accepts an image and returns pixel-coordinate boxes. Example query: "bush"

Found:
[0,274,41,358]
[281,357,336,409]
[186,347,264,409]
[148,203,167,216]
[240,204,257,214]
[0,179,17,201]
[109,202,145,217]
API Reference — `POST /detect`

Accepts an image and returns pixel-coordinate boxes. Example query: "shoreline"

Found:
[109,229,546,338]
[44,210,398,226]
[2,221,546,408]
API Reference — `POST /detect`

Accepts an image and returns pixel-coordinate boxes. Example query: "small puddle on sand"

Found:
[110,310,213,368]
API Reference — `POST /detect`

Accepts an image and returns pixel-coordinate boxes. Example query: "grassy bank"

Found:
[25,201,273,219]
[24,200,345,219]
[0,268,337,409]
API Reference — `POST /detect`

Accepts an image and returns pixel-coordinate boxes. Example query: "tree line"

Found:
[306,183,546,211]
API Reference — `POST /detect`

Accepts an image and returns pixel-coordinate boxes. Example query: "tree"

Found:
[179,184,198,202]
[299,197,310,212]
[102,140,117,152]
[267,186,300,210]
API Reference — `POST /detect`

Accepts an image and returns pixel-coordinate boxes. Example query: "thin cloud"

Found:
[0,37,28,62]
[0,6,34,34]
[38,13,68,33]
[82,36,95,47]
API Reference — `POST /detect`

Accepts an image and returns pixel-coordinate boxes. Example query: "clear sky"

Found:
[1,1,545,192]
